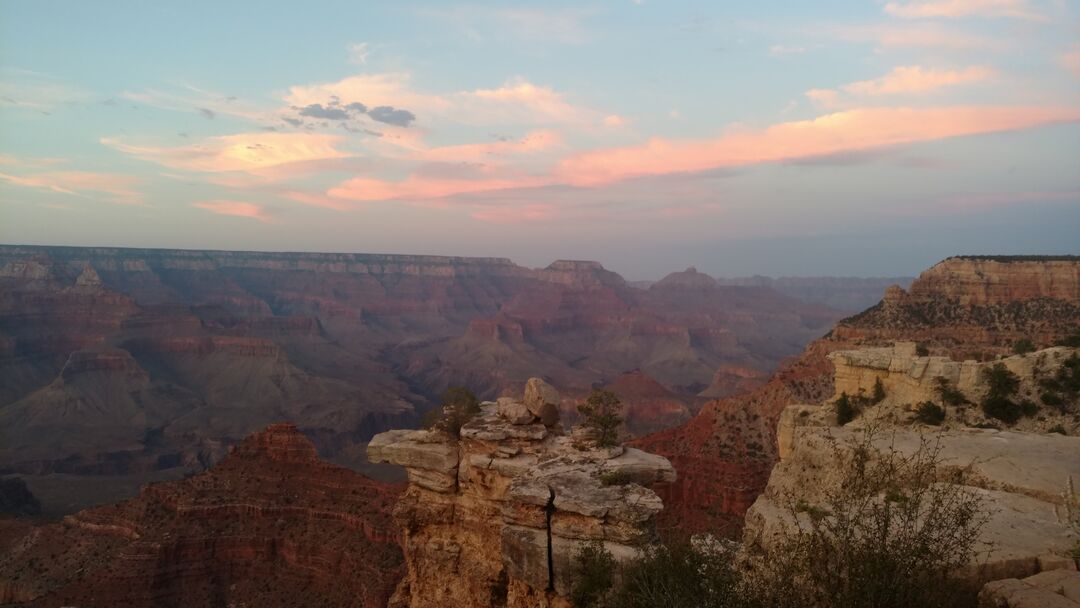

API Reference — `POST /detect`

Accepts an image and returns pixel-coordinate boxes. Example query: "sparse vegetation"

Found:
[578,389,623,448]
[934,376,968,407]
[871,378,886,404]
[1012,338,1035,355]
[743,428,989,608]
[424,386,481,435]
[915,343,930,357]
[571,541,616,608]
[1048,424,1067,435]
[599,470,635,487]
[1056,331,1080,348]
[835,392,857,425]
[981,363,1026,424]
[611,539,739,608]
[915,401,946,425]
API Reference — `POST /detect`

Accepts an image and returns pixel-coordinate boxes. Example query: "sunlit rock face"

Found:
[368,378,675,608]
[633,255,1080,535]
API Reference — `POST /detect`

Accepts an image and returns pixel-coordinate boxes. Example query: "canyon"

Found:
[0,423,403,607]
[633,255,1080,534]
[0,245,842,512]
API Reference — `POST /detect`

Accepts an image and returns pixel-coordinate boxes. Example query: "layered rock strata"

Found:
[747,344,1080,583]
[368,379,675,608]
[0,423,404,607]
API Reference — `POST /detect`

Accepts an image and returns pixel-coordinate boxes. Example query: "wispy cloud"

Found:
[555,105,1080,186]
[883,0,1045,20]
[102,132,350,173]
[843,65,994,95]
[0,170,142,205]
[347,42,370,65]
[193,200,275,222]
[808,65,995,107]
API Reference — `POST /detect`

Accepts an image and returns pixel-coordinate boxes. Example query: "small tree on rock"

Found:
[426,386,481,435]
[578,389,623,448]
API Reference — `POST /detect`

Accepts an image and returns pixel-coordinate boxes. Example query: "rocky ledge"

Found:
[368,378,675,608]
[748,343,1080,585]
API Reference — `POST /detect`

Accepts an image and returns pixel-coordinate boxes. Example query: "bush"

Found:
[571,541,616,608]
[981,364,1025,424]
[1012,338,1035,355]
[934,377,968,407]
[599,470,635,487]
[578,389,623,448]
[612,540,739,608]
[915,402,945,425]
[743,429,988,608]
[426,386,481,435]
[982,395,1023,424]
[1048,424,1067,435]
[915,343,930,357]
[835,392,857,426]
[1056,331,1080,348]
[871,378,886,404]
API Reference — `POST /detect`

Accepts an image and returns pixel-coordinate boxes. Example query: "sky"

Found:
[1,0,1078,279]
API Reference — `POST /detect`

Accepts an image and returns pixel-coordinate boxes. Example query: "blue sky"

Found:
[1,0,1078,278]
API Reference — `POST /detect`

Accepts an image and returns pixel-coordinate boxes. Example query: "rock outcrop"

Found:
[980,569,1080,607]
[634,255,1080,535]
[368,380,675,608]
[0,423,404,607]
[746,342,1080,584]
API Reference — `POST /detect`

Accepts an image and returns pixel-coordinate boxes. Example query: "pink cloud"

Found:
[1061,45,1080,76]
[0,170,142,205]
[832,23,1002,51]
[192,200,275,222]
[842,65,993,96]
[415,130,562,163]
[328,174,550,202]
[555,105,1080,186]
[281,190,355,211]
[884,0,1044,20]
[102,132,350,173]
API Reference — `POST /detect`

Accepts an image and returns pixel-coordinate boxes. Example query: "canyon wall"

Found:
[368,379,675,608]
[0,245,839,509]
[634,255,1080,535]
[0,423,404,607]
[747,343,1080,583]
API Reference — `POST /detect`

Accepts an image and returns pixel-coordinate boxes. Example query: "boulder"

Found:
[496,397,536,425]
[523,377,561,426]
[979,569,1080,607]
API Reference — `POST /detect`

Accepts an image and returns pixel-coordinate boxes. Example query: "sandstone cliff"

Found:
[746,343,1080,583]
[368,379,675,608]
[0,423,404,607]
[633,255,1080,535]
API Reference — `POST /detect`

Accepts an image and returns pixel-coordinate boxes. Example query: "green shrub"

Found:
[871,378,886,404]
[1048,424,1067,435]
[982,394,1023,424]
[571,541,616,608]
[915,343,930,357]
[835,392,857,426]
[934,377,968,407]
[599,470,635,487]
[578,389,623,448]
[915,402,945,425]
[743,429,988,608]
[981,364,1025,424]
[612,540,739,608]
[1012,338,1035,355]
[427,386,481,435]
[1055,331,1080,347]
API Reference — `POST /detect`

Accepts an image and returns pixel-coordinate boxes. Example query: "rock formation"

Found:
[980,569,1080,607]
[634,255,1080,535]
[0,423,404,607]
[0,245,838,512]
[368,379,675,608]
